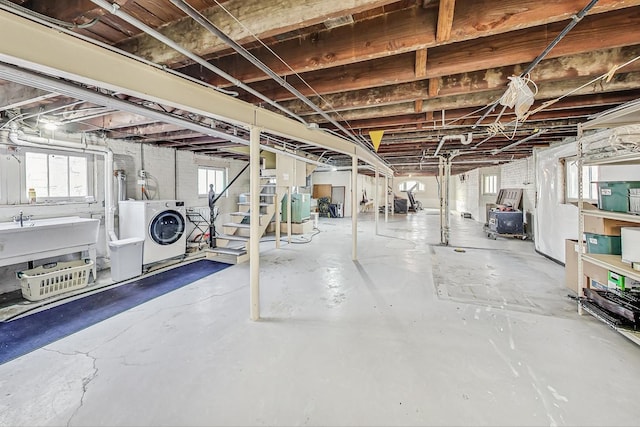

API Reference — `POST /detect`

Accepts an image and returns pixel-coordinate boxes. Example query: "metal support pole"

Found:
[439,156,445,245]
[275,186,281,249]
[384,174,389,223]
[577,123,585,315]
[287,186,292,244]
[391,176,395,216]
[352,155,358,261]
[374,168,379,234]
[444,157,452,246]
[249,126,260,321]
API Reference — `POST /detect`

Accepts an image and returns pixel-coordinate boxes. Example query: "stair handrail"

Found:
[209,162,250,248]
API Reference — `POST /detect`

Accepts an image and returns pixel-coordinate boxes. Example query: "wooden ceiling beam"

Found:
[112,0,399,66]
[109,123,186,138]
[415,48,428,78]
[305,71,640,123]
[130,131,210,143]
[241,8,640,102]
[436,0,456,43]
[275,44,640,115]
[199,1,640,86]
[0,82,57,112]
[69,111,158,131]
[351,91,640,129]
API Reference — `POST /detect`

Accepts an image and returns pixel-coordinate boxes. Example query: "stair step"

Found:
[209,247,247,256]
[217,234,250,242]
[238,202,271,207]
[230,211,266,217]
[223,222,250,228]
[240,191,276,196]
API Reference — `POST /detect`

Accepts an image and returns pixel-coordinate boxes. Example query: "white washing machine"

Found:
[118,200,187,265]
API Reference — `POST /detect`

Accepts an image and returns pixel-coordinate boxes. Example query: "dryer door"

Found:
[149,210,185,245]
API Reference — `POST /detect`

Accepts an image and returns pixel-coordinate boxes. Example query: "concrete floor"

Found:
[2,211,640,426]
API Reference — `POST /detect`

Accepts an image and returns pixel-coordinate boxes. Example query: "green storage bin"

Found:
[597,181,640,212]
[585,232,621,255]
[281,193,310,223]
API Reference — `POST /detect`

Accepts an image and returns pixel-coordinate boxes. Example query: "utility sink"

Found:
[0,216,100,267]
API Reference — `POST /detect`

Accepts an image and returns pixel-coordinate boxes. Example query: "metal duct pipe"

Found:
[433,133,473,157]
[491,129,548,155]
[89,0,308,125]
[169,0,368,148]
[7,128,117,248]
[0,63,338,171]
[115,170,126,201]
[0,0,238,97]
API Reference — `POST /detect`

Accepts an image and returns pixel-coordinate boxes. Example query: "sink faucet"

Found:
[12,210,30,227]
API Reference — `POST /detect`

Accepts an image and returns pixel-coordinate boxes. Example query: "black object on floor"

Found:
[0,259,230,365]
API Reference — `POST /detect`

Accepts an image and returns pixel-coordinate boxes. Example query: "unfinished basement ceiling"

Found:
[1,0,640,175]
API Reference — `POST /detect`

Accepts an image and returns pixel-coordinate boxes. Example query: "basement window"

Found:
[198,167,227,198]
[565,158,598,203]
[398,181,425,192]
[482,174,498,195]
[25,151,90,201]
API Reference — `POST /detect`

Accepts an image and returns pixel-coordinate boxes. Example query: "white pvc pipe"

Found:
[384,175,389,223]
[287,187,292,244]
[249,126,260,321]
[352,155,358,261]
[8,129,116,250]
[434,133,473,157]
[444,159,451,246]
[275,186,281,249]
[89,0,308,125]
[374,168,379,234]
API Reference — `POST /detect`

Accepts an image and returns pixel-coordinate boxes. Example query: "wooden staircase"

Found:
[205,177,277,264]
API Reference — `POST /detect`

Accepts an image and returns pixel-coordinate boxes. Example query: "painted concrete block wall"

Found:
[0,143,107,294]
[499,157,536,232]
[176,150,249,229]
[312,171,353,217]
[0,138,249,295]
[393,176,440,208]
[453,169,480,220]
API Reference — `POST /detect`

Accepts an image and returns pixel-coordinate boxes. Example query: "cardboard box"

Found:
[582,202,636,235]
[583,261,609,291]
[565,238,609,294]
[565,239,579,293]
[312,184,332,200]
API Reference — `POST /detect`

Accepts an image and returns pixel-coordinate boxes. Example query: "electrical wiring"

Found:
[440,104,495,128]
[211,0,369,147]
[260,227,322,244]
[471,0,601,130]
[523,53,640,120]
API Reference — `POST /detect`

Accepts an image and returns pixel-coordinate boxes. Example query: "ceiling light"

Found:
[43,122,58,130]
